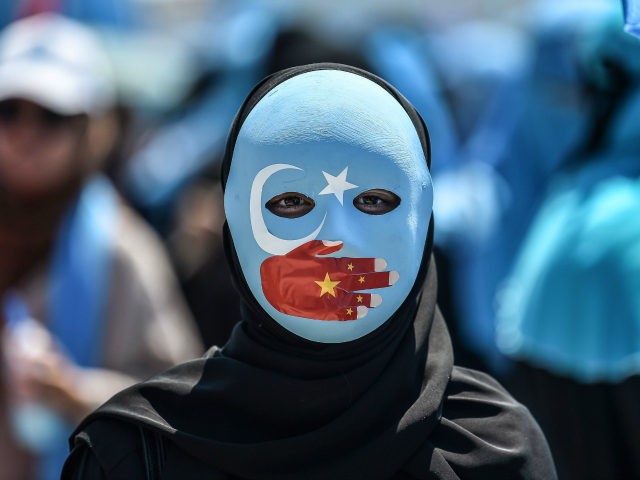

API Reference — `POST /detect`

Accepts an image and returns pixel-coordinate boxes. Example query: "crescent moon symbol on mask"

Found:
[250,163,326,255]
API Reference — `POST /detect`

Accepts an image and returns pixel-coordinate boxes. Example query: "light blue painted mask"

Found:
[224,69,432,343]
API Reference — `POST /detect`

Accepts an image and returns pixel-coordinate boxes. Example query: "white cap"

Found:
[0,13,115,116]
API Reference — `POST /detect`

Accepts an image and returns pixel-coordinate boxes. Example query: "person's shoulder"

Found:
[446,366,520,404]
[440,367,531,442]
[64,412,231,480]
[63,418,147,479]
[430,366,558,480]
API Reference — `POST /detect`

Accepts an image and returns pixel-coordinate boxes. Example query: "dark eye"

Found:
[265,192,315,218]
[353,189,400,215]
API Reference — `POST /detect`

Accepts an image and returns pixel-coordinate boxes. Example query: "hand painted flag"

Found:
[260,240,398,321]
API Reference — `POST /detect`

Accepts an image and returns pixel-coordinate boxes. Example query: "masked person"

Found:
[62,64,556,480]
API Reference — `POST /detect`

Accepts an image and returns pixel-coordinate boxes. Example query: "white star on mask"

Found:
[319,167,358,205]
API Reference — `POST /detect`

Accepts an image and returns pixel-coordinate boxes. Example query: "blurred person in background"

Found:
[0,13,202,480]
[496,2,640,478]
[423,0,626,378]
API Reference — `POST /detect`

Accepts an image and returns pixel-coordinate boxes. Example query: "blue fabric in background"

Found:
[624,0,640,37]
[497,5,640,383]
[42,175,118,480]
[497,156,640,383]
[496,86,640,383]
[49,175,117,368]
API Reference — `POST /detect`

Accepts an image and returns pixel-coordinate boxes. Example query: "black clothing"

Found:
[63,64,556,480]
[63,362,555,479]
[507,362,640,480]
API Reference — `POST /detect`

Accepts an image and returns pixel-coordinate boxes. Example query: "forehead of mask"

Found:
[225,70,432,343]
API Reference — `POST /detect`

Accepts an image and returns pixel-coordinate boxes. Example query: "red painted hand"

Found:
[260,240,398,321]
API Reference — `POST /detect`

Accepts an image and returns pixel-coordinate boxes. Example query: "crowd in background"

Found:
[0,0,638,478]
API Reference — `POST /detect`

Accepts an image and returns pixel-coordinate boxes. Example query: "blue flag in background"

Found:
[624,0,640,37]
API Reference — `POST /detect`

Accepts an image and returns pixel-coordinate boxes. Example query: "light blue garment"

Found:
[624,0,640,37]
[497,157,640,382]
[225,69,432,343]
[49,175,117,368]
[23,176,115,480]
[496,10,640,382]
[440,3,614,373]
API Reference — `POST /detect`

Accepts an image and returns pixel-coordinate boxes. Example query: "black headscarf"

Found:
[66,64,555,480]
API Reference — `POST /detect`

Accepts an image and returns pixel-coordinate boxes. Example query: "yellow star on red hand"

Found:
[314,272,341,298]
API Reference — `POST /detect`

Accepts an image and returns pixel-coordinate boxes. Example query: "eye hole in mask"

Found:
[265,192,315,218]
[353,189,401,215]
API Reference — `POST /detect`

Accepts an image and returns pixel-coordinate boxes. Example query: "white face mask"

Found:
[225,70,433,343]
